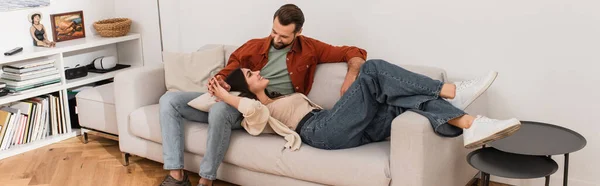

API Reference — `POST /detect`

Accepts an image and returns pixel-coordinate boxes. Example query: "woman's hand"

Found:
[208,77,242,109]
[208,77,230,101]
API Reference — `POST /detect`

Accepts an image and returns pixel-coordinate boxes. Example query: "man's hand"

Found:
[208,75,230,101]
[340,57,365,96]
[340,75,356,96]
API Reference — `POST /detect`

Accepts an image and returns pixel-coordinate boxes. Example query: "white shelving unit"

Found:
[0,33,143,160]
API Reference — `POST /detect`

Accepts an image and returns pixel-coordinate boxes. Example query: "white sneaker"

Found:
[463,116,521,149]
[445,71,498,110]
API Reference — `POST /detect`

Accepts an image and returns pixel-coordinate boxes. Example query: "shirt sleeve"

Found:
[215,44,245,79]
[236,98,302,151]
[309,37,367,64]
[237,97,270,135]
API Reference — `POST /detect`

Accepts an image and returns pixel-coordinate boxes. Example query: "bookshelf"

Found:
[0,33,143,160]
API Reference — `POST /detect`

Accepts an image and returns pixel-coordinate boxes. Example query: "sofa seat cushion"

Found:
[129,104,391,186]
[129,104,288,176]
[279,142,391,186]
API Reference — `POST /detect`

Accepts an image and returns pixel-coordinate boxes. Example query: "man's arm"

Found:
[210,44,248,92]
[214,50,242,80]
[340,57,365,95]
[311,37,367,64]
[310,38,367,95]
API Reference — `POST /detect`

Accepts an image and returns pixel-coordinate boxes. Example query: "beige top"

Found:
[266,94,319,130]
[236,93,322,151]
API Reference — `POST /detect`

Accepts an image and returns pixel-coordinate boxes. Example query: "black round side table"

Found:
[469,121,587,186]
[467,147,558,186]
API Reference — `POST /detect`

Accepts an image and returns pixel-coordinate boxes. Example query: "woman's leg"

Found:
[412,98,521,149]
[361,97,468,142]
[300,59,517,149]
[409,98,467,137]
[299,59,448,149]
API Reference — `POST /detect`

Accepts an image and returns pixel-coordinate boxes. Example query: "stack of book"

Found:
[0,94,67,151]
[1,58,61,94]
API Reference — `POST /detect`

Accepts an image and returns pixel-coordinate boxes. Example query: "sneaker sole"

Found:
[464,119,521,149]
[460,71,498,110]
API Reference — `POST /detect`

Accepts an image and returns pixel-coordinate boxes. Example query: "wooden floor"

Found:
[0,135,236,186]
[470,179,513,186]
[0,134,514,186]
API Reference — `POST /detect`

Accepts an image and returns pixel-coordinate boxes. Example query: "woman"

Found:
[208,59,521,150]
[29,13,55,48]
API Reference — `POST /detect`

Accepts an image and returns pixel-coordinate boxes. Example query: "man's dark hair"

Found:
[273,4,304,33]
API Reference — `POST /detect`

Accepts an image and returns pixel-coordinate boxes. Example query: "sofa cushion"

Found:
[163,45,225,92]
[129,104,287,176]
[279,142,391,186]
[306,63,346,110]
[129,104,391,186]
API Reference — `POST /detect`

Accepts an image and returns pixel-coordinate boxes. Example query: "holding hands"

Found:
[208,77,230,101]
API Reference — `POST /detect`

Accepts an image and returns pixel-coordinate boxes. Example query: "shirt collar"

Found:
[260,35,303,56]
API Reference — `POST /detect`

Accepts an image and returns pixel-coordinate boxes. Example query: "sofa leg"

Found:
[83,132,89,144]
[122,153,131,166]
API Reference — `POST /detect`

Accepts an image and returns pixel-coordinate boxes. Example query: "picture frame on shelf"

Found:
[49,10,86,42]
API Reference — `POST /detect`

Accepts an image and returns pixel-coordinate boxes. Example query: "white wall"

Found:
[115,0,162,65]
[0,0,116,53]
[159,0,599,185]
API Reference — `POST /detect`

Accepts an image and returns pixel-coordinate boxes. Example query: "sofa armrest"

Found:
[114,64,166,151]
[390,111,477,186]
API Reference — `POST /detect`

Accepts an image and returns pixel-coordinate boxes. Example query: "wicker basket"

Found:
[93,18,132,37]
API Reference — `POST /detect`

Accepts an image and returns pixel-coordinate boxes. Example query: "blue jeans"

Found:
[299,59,465,150]
[159,92,243,180]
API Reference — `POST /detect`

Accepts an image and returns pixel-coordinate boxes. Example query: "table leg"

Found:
[480,171,485,186]
[485,173,491,186]
[479,145,487,186]
[564,153,569,186]
[546,155,551,186]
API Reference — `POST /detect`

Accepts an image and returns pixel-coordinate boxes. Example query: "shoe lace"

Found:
[476,116,495,123]
[457,78,480,90]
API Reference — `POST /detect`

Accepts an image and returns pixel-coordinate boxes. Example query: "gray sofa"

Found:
[114,45,477,186]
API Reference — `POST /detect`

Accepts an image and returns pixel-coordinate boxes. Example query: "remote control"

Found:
[4,47,23,56]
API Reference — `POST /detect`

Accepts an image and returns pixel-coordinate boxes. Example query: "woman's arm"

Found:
[219,92,241,109]
[42,25,50,42]
[209,77,240,108]
[209,77,270,135]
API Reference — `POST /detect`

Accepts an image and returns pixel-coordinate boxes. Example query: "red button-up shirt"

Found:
[216,35,367,94]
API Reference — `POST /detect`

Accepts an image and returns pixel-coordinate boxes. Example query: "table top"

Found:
[489,121,586,156]
[467,147,558,179]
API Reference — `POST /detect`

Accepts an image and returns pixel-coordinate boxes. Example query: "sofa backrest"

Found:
[198,44,448,110]
[195,44,238,66]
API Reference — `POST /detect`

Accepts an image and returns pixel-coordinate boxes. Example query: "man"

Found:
[159,4,367,186]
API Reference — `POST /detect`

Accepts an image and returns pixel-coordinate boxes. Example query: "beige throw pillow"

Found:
[163,45,225,92]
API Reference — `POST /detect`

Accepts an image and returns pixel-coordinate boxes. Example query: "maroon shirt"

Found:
[216,35,367,94]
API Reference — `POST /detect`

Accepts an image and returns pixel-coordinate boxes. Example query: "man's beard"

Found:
[272,39,292,50]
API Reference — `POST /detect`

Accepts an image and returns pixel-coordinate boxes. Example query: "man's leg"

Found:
[198,101,243,182]
[159,91,208,184]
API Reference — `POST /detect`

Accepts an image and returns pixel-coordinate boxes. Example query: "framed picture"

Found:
[50,11,85,42]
